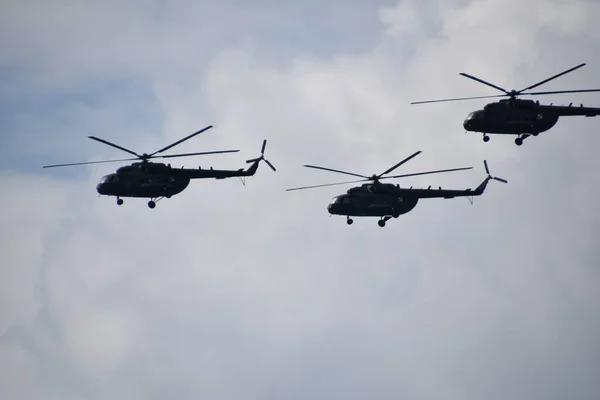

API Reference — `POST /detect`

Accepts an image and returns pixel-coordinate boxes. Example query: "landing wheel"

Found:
[378,220,386,227]
[532,132,539,136]
[483,135,490,142]
[392,210,400,218]
[515,137,523,146]
[116,198,123,206]
[346,218,353,225]
[148,200,156,209]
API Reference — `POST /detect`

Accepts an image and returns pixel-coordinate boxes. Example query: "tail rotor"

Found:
[484,160,507,183]
[246,139,276,171]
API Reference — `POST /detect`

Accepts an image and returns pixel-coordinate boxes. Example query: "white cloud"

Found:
[2,0,600,399]
[379,1,422,38]
[0,173,74,334]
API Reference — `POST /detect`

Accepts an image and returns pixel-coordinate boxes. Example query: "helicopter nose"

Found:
[96,183,107,195]
[328,203,343,215]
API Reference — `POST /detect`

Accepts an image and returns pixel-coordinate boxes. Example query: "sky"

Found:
[1,0,600,399]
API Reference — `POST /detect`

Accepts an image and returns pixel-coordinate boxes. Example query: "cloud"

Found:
[1,0,600,399]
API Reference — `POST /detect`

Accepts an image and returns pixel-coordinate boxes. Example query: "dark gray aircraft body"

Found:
[43,125,275,208]
[95,153,268,208]
[287,152,506,227]
[412,63,600,145]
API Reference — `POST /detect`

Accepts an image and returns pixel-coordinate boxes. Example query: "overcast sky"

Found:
[2,0,600,399]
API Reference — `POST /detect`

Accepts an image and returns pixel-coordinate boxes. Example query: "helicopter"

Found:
[286,151,506,227]
[42,125,276,208]
[411,63,600,146]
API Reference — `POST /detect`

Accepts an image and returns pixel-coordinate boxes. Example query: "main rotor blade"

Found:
[150,125,213,156]
[381,166,473,180]
[286,179,367,191]
[378,151,421,178]
[519,63,586,93]
[303,165,369,179]
[42,157,139,168]
[88,136,141,158]
[410,94,506,104]
[519,88,600,97]
[158,149,239,159]
[460,73,509,94]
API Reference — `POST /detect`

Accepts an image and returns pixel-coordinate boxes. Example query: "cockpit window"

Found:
[330,197,340,205]
[100,174,118,183]
[466,111,484,122]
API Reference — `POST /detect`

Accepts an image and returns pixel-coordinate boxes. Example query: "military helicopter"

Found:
[411,63,600,146]
[42,125,276,208]
[286,151,506,227]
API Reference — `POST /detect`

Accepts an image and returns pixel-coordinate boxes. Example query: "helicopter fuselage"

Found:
[287,155,503,227]
[96,171,191,199]
[95,158,263,202]
[328,191,419,218]
[326,182,487,219]
[42,124,274,208]
[463,99,600,135]
[412,63,600,145]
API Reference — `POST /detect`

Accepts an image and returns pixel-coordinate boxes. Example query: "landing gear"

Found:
[515,134,530,146]
[147,196,166,209]
[378,215,392,227]
[483,134,490,142]
[116,198,123,206]
[346,217,353,225]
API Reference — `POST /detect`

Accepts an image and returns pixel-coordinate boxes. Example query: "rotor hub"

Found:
[508,90,519,97]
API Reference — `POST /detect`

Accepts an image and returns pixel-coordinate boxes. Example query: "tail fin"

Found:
[474,160,507,195]
[244,139,276,176]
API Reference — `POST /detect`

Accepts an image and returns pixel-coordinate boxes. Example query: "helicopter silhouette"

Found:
[42,125,275,208]
[286,151,506,227]
[411,63,600,146]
